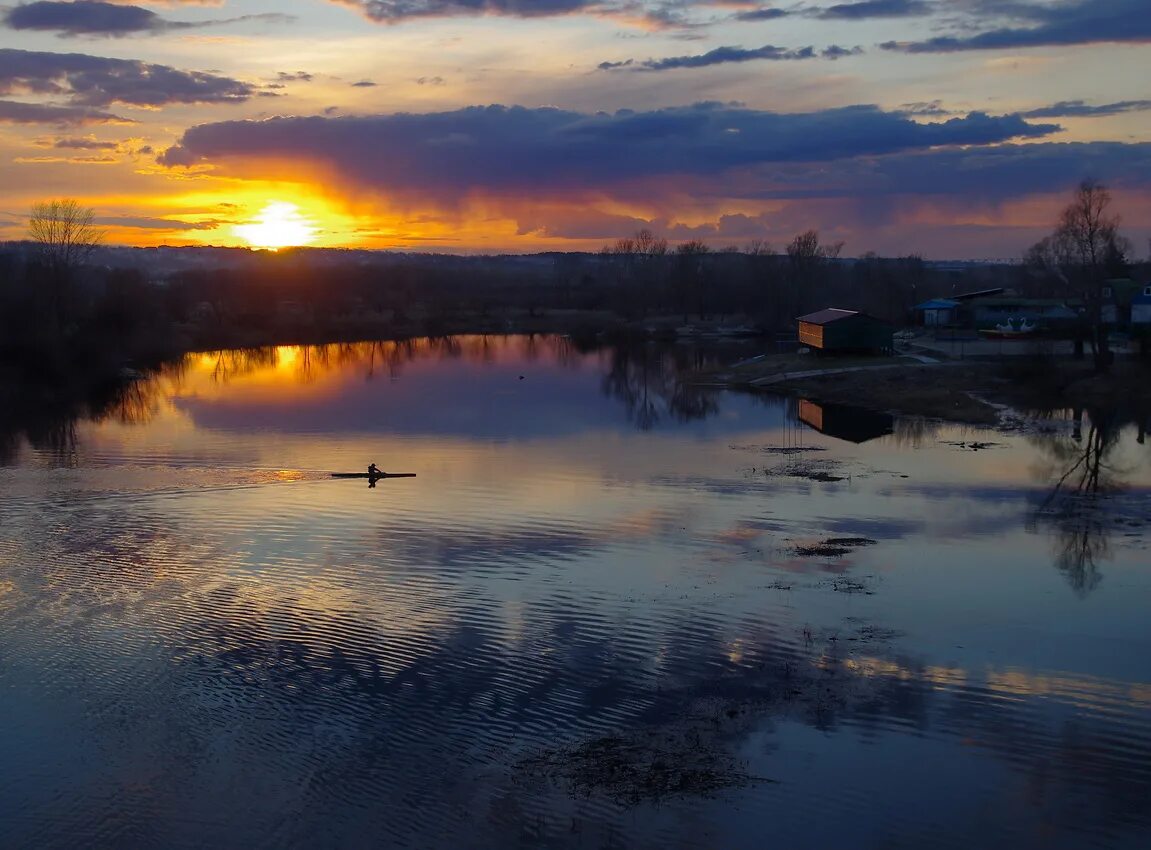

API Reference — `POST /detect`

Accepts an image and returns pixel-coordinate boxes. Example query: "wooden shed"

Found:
[797,308,893,354]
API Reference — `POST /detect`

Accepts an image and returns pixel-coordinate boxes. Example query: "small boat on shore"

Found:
[330,472,417,479]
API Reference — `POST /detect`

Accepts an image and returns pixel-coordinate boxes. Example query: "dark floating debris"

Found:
[943,440,1001,451]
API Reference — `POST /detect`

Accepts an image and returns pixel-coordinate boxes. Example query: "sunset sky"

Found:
[0,0,1148,258]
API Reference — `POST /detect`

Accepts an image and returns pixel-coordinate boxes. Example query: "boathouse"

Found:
[1133,284,1151,334]
[913,298,959,327]
[1102,278,1145,328]
[797,308,893,354]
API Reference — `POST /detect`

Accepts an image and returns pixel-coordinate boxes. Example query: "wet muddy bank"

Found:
[710,355,1151,429]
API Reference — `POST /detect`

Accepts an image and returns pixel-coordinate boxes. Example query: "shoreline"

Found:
[695,351,1151,428]
[5,319,1150,436]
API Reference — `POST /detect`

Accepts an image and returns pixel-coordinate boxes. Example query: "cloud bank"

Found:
[1019,99,1151,119]
[817,0,931,20]
[599,42,864,71]
[0,97,130,123]
[159,102,1062,204]
[0,48,258,106]
[882,0,1151,52]
[2,2,293,38]
[335,0,614,24]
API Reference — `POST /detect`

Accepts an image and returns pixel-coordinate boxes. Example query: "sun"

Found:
[233,201,319,250]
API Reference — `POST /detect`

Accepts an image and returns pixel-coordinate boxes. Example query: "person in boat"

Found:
[368,463,380,476]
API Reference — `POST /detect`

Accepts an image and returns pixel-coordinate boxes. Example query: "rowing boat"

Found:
[330,472,417,479]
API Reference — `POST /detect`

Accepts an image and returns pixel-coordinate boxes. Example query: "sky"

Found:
[0,0,1148,258]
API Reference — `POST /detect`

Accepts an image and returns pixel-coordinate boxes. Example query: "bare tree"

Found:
[28,199,104,336]
[785,229,844,316]
[601,228,669,316]
[29,198,104,273]
[1029,180,1129,369]
[1056,180,1119,271]
[633,228,668,257]
[786,230,844,264]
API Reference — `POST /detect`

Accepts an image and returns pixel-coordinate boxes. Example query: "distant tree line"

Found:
[4,190,1146,387]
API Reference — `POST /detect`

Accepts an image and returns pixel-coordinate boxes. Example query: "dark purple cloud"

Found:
[335,0,610,23]
[2,2,294,38]
[599,44,822,71]
[158,103,1060,204]
[4,1,168,36]
[727,141,1151,204]
[93,215,222,231]
[817,0,931,19]
[0,48,258,107]
[897,100,952,117]
[1019,99,1151,119]
[734,7,790,23]
[821,44,864,59]
[882,0,1151,51]
[0,97,130,124]
[332,0,728,28]
[52,136,118,149]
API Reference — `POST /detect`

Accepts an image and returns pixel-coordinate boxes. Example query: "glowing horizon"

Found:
[0,1,1148,260]
[233,201,319,250]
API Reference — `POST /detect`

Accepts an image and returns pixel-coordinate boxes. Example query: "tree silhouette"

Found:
[27,198,104,336]
[1026,180,1130,369]
[786,229,844,317]
[28,199,103,272]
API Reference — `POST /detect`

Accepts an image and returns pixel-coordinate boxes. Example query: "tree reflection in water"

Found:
[1029,407,1126,596]
[0,371,168,467]
[1,336,748,464]
[187,336,740,432]
[601,344,719,430]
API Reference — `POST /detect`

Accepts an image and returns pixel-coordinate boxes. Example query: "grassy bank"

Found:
[697,351,1151,426]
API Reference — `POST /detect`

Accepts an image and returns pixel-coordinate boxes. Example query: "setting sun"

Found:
[233,201,318,250]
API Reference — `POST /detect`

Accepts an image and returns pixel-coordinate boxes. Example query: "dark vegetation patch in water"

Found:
[843,620,904,643]
[795,544,851,557]
[761,459,848,482]
[824,576,877,594]
[519,615,905,807]
[793,537,878,558]
[517,726,775,807]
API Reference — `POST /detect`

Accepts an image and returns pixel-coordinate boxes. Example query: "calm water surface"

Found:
[1,335,1149,849]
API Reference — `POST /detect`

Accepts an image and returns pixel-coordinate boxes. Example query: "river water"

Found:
[1,335,1149,849]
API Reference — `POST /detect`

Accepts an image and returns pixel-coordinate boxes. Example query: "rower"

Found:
[368,463,380,476]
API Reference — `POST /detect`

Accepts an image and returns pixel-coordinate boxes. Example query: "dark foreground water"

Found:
[1,336,1149,849]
